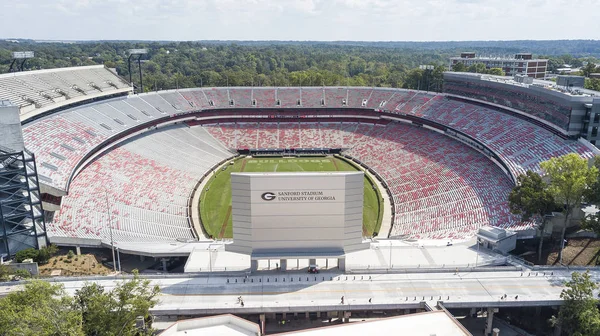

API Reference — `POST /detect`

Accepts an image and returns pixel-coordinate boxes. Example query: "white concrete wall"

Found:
[227,172,367,256]
[0,103,24,152]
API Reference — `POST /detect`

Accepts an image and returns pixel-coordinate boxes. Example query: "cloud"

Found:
[0,0,598,41]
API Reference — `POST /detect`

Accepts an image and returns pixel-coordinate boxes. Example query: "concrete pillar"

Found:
[309,258,316,266]
[259,314,265,336]
[486,308,496,336]
[305,312,309,319]
[326,259,329,269]
[280,259,287,271]
[251,260,259,272]
[139,255,145,262]
[344,311,351,323]
[338,257,346,271]
[75,246,81,255]
[470,307,477,318]
[161,258,168,272]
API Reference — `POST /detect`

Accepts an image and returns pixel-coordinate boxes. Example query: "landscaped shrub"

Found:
[36,245,59,264]
[12,269,31,279]
[15,248,38,263]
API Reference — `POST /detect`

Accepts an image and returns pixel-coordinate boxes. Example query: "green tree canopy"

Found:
[508,170,556,262]
[74,271,160,336]
[582,62,599,77]
[0,271,160,335]
[540,154,599,263]
[0,281,83,336]
[581,157,600,236]
[553,271,600,336]
[451,62,467,72]
[487,67,505,76]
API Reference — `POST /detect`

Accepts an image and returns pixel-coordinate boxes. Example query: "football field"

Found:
[199,156,383,239]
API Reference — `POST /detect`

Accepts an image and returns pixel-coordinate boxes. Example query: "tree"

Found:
[585,78,600,91]
[467,63,487,74]
[0,272,160,335]
[487,67,505,76]
[14,244,58,264]
[508,171,556,263]
[0,281,83,335]
[552,271,600,335]
[581,157,600,238]
[15,248,38,263]
[582,62,599,77]
[74,270,160,336]
[540,154,599,263]
[36,244,59,264]
[451,62,467,72]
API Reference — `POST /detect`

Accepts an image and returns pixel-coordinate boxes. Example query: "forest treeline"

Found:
[0,40,598,92]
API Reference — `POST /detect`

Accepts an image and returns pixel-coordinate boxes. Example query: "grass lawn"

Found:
[199,156,383,239]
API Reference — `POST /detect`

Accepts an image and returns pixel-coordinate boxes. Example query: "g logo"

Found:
[261,192,276,201]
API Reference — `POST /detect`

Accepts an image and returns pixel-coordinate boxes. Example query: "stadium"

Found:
[1,64,599,266]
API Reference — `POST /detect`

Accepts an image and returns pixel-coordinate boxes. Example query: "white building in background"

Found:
[449,52,548,78]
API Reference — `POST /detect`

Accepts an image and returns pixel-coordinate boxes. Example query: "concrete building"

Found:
[226,172,369,271]
[449,52,548,78]
[443,71,600,146]
[476,226,516,254]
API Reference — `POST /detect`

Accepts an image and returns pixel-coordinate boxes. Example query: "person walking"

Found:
[340,296,345,304]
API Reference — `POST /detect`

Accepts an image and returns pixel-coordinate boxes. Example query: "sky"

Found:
[1,0,599,41]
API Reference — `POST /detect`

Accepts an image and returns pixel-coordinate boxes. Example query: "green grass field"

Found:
[199,156,383,239]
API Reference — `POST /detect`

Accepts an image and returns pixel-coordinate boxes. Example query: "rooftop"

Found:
[445,71,600,98]
[160,311,471,336]
[282,311,471,336]
[450,55,548,61]
[159,314,260,336]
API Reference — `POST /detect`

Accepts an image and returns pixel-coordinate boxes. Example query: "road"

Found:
[2,269,593,315]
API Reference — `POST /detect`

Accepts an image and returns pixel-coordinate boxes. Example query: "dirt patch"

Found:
[331,158,340,171]
[39,253,113,276]
[545,238,600,266]
[218,206,232,239]
[240,158,247,172]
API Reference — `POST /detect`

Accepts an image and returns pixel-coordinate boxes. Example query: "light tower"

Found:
[419,65,435,91]
[9,51,34,72]
[127,49,148,93]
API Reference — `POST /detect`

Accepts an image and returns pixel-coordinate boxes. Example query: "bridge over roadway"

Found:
[1,269,597,316]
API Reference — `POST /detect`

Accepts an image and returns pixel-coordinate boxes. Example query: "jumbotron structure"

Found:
[1,65,598,258]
